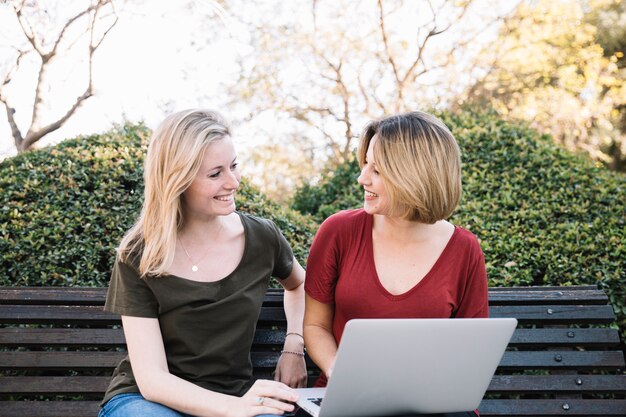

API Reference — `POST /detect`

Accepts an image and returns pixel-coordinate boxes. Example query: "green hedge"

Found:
[0,123,315,287]
[292,109,626,337]
[1,111,624,336]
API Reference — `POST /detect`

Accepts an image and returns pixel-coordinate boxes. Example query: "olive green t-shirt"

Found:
[101,213,294,406]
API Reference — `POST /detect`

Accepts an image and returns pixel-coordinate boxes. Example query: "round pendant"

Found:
[191,265,198,272]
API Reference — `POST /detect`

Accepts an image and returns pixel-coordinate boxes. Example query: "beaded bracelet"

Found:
[281,350,306,357]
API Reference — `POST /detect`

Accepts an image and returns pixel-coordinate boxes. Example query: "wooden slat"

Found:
[2,351,623,372]
[479,399,626,415]
[0,351,125,370]
[5,374,624,396]
[490,305,615,323]
[509,328,621,347]
[0,287,286,306]
[487,375,626,393]
[2,327,620,350]
[4,304,611,325]
[488,288,608,305]
[1,399,624,417]
[497,351,625,370]
[0,376,110,395]
[0,287,107,305]
[264,304,618,323]
[0,305,289,325]
[0,351,283,370]
[0,305,119,325]
[0,328,126,347]
[0,401,101,417]
[253,328,290,345]
[0,285,608,306]
[0,327,286,347]
[258,305,618,323]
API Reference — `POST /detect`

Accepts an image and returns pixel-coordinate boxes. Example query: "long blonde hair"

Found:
[119,109,231,276]
[358,111,461,223]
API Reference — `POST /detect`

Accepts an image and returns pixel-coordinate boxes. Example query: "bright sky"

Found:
[0,0,516,161]
[0,0,245,158]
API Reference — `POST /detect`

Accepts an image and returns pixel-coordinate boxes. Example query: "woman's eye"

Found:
[209,171,220,178]
[231,163,239,170]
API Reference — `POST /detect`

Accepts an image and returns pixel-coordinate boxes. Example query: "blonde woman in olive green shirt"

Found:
[99,110,306,417]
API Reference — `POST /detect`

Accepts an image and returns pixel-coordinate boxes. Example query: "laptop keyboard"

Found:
[309,398,323,406]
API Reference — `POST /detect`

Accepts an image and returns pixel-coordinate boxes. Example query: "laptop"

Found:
[296,318,517,417]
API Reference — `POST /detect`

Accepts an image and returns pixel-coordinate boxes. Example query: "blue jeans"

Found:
[99,392,283,417]
[99,393,193,417]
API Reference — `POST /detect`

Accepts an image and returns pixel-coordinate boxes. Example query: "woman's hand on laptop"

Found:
[236,379,299,417]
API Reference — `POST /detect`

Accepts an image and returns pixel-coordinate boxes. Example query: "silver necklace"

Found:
[178,220,224,272]
[178,236,202,272]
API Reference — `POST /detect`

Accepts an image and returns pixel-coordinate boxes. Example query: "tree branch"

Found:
[21,88,92,151]
[8,0,118,152]
[377,0,400,85]
[0,98,24,149]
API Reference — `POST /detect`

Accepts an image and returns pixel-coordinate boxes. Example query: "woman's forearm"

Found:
[303,294,339,378]
[138,370,235,417]
[283,281,305,337]
[303,323,338,377]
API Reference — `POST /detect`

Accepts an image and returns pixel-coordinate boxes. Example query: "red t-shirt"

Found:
[305,209,489,387]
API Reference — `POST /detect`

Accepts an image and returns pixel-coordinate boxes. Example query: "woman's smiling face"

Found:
[182,136,241,220]
[357,135,390,216]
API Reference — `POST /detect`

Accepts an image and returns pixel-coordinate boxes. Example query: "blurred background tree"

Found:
[0,0,624,199]
[0,0,118,153]
[188,0,510,199]
[460,0,626,171]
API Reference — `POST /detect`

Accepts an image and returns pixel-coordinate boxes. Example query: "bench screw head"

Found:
[547,308,554,314]
[554,354,563,362]
[575,378,583,385]
[567,331,575,338]
[562,403,570,411]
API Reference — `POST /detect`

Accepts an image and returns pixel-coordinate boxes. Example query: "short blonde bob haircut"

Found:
[118,109,231,277]
[358,111,461,224]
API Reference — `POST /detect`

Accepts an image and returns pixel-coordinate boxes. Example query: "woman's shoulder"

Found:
[451,225,483,253]
[237,211,274,227]
[237,211,283,238]
[312,209,368,243]
[116,244,142,271]
[321,208,368,227]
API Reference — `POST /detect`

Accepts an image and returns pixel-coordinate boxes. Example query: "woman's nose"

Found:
[357,167,369,186]
[225,171,240,189]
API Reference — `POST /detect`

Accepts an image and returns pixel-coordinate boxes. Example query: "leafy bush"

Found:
[291,158,362,220]
[291,109,626,337]
[0,123,315,287]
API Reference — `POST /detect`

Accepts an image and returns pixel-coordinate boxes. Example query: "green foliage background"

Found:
[1,110,624,336]
[293,109,626,336]
[0,123,315,288]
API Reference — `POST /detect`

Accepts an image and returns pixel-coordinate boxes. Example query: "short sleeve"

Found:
[268,220,294,280]
[304,213,343,304]
[454,236,489,318]
[104,254,159,318]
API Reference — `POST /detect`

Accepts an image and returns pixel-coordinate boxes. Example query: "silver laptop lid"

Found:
[318,318,517,417]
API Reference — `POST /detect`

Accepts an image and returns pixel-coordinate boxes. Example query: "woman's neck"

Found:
[178,213,229,243]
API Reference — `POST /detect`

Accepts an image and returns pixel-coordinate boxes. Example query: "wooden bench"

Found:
[1,285,625,417]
